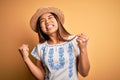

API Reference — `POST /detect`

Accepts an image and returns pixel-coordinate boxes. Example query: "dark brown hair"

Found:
[36,13,71,43]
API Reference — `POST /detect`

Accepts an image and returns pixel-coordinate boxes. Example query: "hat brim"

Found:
[30,6,64,32]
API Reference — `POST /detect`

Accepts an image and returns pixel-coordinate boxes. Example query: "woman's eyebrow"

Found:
[47,15,54,18]
[48,14,53,17]
[39,18,44,21]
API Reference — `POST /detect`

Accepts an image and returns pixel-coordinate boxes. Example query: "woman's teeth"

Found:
[47,25,53,29]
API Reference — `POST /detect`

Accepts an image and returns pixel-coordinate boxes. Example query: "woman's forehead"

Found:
[40,12,53,18]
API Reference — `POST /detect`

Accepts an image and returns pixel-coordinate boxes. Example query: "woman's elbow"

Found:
[37,77,44,80]
[81,72,89,77]
[35,74,45,80]
[79,66,90,77]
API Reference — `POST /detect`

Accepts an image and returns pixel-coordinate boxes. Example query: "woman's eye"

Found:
[40,19,45,23]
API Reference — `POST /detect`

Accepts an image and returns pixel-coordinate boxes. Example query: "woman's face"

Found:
[39,13,58,35]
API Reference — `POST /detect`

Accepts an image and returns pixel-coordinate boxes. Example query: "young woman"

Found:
[19,6,90,80]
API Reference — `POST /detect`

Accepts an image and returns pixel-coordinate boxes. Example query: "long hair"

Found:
[36,13,71,43]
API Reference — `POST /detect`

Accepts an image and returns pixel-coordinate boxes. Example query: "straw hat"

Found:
[30,6,64,32]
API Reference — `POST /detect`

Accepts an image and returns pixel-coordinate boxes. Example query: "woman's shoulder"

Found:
[68,35,76,39]
[35,41,47,48]
[68,34,78,41]
[68,34,78,44]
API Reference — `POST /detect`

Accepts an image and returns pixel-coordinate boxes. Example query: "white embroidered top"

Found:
[31,35,80,80]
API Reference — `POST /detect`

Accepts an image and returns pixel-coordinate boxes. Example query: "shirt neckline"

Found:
[44,35,76,47]
[45,41,68,47]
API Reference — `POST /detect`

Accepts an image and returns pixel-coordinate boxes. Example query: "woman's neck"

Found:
[47,37,61,44]
[47,33,69,44]
[47,33,59,44]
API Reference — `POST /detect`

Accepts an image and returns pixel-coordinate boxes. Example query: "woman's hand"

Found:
[76,33,89,49]
[19,44,29,61]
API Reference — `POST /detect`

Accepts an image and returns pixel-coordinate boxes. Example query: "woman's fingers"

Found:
[19,44,29,52]
[77,33,89,48]
[77,33,89,43]
[18,44,29,60]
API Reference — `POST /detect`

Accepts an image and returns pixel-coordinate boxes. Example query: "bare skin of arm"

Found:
[77,33,90,77]
[19,44,45,80]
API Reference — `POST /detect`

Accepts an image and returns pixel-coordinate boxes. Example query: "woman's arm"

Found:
[76,34,90,77]
[36,60,46,77]
[19,44,45,80]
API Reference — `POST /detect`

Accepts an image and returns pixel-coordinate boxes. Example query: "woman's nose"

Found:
[45,19,50,24]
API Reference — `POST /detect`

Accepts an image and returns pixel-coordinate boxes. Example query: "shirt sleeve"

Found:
[31,44,41,61]
[71,35,80,56]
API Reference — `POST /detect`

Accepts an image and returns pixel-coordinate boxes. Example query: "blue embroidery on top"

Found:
[48,47,65,70]
[68,43,74,78]
[33,46,37,55]
[42,45,46,65]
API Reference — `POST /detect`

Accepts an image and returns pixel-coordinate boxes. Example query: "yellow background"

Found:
[0,0,120,80]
